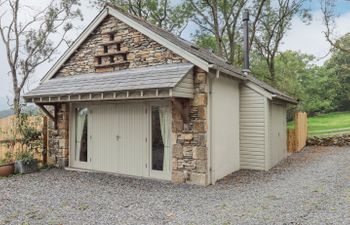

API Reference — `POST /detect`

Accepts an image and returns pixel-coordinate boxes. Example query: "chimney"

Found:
[242,9,250,76]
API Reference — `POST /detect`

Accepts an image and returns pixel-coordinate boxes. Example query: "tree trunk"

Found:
[13,92,21,118]
[268,59,276,85]
[211,0,224,57]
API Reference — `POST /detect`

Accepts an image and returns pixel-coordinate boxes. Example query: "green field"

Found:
[288,111,350,137]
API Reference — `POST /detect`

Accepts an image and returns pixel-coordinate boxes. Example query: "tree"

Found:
[324,34,350,111]
[0,0,82,119]
[321,0,350,53]
[253,0,310,84]
[250,50,339,114]
[89,0,193,35]
[298,65,339,114]
[189,0,266,66]
[251,50,313,99]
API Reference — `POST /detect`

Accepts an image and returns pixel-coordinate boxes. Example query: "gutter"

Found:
[271,94,298,105]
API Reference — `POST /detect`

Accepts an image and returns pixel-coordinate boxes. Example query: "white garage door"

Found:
[71,103,149,177]
[90,103,149,177]
[70,102,172,180]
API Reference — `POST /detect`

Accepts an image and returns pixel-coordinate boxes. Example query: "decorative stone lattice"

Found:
[94,30,130,72]
[55,15,186,77]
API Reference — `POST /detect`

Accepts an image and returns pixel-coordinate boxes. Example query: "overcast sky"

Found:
[0,0,349,110]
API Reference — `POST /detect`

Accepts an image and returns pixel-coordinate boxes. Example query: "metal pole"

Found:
[243,9,250,75]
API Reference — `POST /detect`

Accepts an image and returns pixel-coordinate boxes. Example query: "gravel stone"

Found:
[0,146,349,225]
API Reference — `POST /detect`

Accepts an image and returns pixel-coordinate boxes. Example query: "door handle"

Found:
[116,135,120,141]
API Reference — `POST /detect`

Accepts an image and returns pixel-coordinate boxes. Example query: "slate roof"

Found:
[106,4,297,104]
[24,63,193,98]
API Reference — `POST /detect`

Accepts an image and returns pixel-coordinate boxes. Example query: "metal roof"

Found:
[24,63,193,98]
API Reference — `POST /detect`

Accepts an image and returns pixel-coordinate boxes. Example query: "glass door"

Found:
[150,104,171,180]
[71,106,92,169]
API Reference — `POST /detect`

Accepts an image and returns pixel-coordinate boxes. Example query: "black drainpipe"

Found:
[242,9,250,76]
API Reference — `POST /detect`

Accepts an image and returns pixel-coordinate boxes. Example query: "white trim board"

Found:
[41,6,210,83]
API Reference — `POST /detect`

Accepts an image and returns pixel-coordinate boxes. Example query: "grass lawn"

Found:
[288,111,350,137]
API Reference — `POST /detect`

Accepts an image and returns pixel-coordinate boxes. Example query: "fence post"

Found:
[295,112,308,152]
[287,112,308,153]
[43,116,48,166]
[287,128,296,152]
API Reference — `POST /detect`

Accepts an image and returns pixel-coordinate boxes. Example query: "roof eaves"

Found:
[209,64,246,80]
[244,78,297,104]
[272,95,298,105]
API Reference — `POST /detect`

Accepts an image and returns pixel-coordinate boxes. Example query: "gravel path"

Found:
[0,146,349,225]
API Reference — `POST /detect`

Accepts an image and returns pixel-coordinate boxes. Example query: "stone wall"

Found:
[56,15,186,77]
[172,67,208,186]
[307,134,350,146]
[48,104,69,168]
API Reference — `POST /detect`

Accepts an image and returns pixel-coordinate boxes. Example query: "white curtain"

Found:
[76,108,88,161]
[159,106,170,172]
[75,110,84,160]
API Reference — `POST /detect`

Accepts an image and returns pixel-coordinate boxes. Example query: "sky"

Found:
[0,0,350,110]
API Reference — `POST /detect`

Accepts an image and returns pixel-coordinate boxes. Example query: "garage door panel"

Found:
[90,104,116,173]
[90,103,149,177]
[121,103,148,177]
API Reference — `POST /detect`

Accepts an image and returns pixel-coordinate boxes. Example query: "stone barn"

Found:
[24,4,297,185]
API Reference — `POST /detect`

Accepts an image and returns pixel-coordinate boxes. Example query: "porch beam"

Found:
[25,88,180,103]
[37,104,55,121]
[37,104,58,129]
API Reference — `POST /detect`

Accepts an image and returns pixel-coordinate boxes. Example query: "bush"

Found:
[15,114,42,162]
[15,151,35,164]
[0,152,14,166]
[1,113,43,163]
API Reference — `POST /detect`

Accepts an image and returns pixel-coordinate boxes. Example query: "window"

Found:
[110,34,114,41]
[151,106,170,172]
[97,57,102,65]
[104,46,108,53]
[110,56,115,63]
[116,43,121,52]
[75,108,88,162]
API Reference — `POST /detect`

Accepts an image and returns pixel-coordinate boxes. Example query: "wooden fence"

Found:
[288,112,308,152]
[0,115,44,161]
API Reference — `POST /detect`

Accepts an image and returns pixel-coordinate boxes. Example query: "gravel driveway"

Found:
[0,146,349,225]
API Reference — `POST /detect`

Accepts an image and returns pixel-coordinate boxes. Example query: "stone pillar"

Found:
[57,104,70,168]
[48,103,69,168]
[171,67,208,186]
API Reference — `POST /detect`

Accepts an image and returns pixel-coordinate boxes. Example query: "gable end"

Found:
[41,6,210,83]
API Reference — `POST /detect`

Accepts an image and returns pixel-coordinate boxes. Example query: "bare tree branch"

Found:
[0,0,82,118]
[321,0,350,53]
